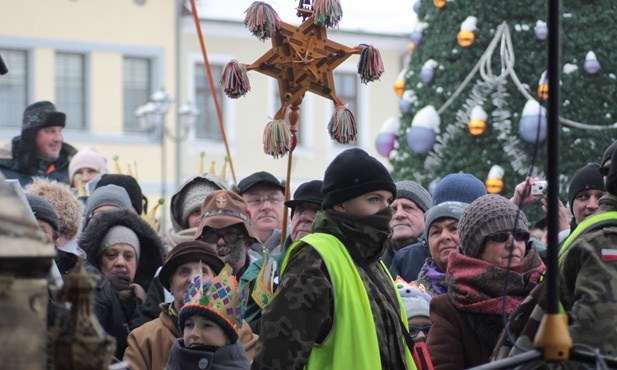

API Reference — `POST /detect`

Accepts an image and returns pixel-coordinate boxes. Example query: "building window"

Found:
[333,72,358,146]
[55,52,86,130]
[0,49,28,127]
[195,63,223,140]
[123,57,152,131]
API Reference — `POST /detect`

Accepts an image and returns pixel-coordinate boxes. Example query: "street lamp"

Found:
[135,88,199,233]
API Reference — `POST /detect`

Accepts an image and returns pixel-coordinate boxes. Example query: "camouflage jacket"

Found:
[492,194,617,363]
[251,209,410,370]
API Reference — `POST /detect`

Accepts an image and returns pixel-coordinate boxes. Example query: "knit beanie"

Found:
[180,182,219,228]
[21,101,66,133]
[99,225,140,259]
[69,146,107,185]
[396,181,432,212]
[567,163,605,213]
[96,174,145,215]
[602,140,617,167]
[321,148,396,210]
[423,201,468,238]
[432,173,487,206]
[25,194,60,233]
[458,194,528,259]
[84,184,132,219]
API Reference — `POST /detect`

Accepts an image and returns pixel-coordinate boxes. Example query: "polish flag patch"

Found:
[602,249,617,261]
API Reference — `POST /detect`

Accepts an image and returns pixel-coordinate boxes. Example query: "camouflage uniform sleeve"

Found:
[559,227,617,356]
[251,245,333,370]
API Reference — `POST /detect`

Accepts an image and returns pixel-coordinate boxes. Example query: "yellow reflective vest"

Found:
[282,232,417,370]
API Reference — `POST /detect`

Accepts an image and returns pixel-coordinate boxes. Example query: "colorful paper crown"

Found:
[394,276,428,295]
[178,264,248,343]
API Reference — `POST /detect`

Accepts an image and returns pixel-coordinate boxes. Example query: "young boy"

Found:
[165,264,250,370]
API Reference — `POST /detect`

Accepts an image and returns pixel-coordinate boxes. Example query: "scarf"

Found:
[320,207,393,262]
[447,245,545,316]
[416,258,448,296]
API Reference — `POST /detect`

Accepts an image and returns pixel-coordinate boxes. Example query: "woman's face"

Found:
[480,231,529,267]
[427,218,460,271]
[99,243,138,282]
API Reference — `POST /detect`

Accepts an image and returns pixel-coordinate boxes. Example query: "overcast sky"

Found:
[194,0,418,36]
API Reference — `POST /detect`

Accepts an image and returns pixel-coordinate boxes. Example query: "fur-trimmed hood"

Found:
[79,208,165,291]
[25,177,83,241]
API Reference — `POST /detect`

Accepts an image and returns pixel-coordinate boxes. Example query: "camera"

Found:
[531,181,548,196]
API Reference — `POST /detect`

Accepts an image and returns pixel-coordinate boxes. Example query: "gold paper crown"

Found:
[251,250,278,309]
[197,152,230,182]
[142,198,164,233]
[180,264,248,338]
[394,276,427,293]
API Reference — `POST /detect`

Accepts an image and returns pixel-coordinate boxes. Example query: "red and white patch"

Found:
[601,249,617,261]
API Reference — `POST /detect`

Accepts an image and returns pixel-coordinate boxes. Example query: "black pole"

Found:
[545,0,561,315]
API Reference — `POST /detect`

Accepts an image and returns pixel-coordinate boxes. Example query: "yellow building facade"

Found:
[0,0,411,227]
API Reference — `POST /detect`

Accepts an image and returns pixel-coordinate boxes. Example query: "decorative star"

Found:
[245,8,361,120]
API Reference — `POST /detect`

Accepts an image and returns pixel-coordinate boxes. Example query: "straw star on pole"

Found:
[220,1,385,157]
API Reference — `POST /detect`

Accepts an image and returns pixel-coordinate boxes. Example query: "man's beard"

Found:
[217,241,246,265]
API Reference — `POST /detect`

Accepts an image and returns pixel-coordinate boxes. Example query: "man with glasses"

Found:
[236,171,285,256]
[195,190,261,277]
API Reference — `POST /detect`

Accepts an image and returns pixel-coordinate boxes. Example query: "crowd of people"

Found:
[3,100,617,369]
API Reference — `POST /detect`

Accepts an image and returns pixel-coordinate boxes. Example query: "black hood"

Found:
[79,208,166,291]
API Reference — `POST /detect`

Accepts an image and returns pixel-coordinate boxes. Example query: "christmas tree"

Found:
[388,0,617,221]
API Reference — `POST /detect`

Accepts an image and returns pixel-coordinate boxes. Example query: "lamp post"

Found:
[135,88,199,233]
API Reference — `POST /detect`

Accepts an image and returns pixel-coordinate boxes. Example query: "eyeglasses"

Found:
[200,233,246,244]
[485,231,530,243]
[600,166,610,177]
[408,324,432,339]
[247,195,283,207]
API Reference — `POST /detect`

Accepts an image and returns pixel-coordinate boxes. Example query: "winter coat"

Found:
[165,340,250,370]
[389,238,430,282]
[124,303,181,370]
[0,135,76,186]
[426,294,493,370]
[79,208,166,358]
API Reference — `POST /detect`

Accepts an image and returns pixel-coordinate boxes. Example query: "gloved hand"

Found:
[130,283,147,305]
[105,269,131,291]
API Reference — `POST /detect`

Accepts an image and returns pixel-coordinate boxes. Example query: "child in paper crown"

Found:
[165,264,251,370]
[395,276,432,342]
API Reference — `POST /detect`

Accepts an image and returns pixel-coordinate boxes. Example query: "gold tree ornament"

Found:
[220,0,384,157]
[485,165,505,194]
[434,0,446,8]
[457,16,477,47]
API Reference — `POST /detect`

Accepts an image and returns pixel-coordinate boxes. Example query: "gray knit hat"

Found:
[25,194,60,233]
[99,225,140,259]
[396,181,432,212]
[423,201,468,239]
[180,182,220,227]
[432,173,487,206]
[84,184,132,219]
[458,194,528,259]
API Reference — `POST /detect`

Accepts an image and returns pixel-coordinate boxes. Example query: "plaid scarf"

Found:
[447,247,545,316]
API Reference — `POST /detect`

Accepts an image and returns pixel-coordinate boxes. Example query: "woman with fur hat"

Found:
[426,194,545,369]
[25,177,85,261]
[79,208,165,359]
[253,148,415,370]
